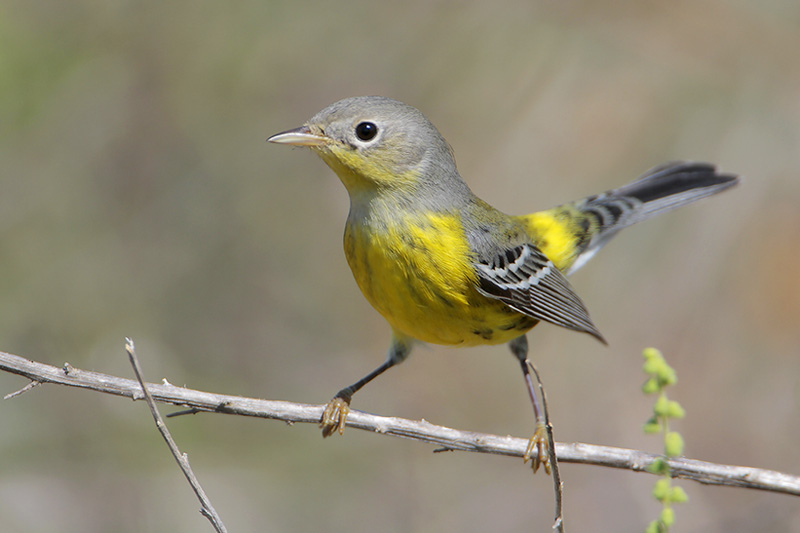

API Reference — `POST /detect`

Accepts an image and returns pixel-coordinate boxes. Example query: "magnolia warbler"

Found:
[269,96,739,472]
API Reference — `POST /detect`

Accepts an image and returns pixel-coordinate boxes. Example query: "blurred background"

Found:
[1,1,799,531]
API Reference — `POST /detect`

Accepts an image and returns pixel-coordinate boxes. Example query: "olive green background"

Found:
[2,2,799,531]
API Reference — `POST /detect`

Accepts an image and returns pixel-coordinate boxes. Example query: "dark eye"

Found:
[355,121,378,141]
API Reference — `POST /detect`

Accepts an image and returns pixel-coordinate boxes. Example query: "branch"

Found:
[1,349,798,497]
[125,339,227,533]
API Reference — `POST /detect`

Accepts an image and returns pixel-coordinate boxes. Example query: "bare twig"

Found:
[4,379,40,399]
[125,339,228,533]
[1,349,799,497]
[528,360,564,533]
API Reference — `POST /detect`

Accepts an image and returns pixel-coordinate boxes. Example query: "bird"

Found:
[268,95,739,472]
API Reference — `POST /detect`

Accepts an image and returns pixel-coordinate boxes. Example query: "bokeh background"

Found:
[2,1,799,531]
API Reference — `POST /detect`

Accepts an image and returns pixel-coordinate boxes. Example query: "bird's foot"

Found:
[523,421,551,474]
[320,394,351,438]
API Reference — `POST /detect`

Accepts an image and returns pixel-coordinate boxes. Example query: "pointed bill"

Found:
[267,126,327,146]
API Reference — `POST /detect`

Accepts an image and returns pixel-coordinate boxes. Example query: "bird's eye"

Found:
[355,121,378,141]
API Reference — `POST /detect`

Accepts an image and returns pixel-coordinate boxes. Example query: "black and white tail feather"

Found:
[475,161,739,342]
[566,162,740,274]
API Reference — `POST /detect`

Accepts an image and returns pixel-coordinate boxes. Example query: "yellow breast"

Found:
[344,211,536,346]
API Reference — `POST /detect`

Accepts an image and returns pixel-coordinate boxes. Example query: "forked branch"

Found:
[125,339,227,533]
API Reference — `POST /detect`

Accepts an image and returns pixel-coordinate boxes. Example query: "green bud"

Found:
[658,365,678,386]
[643,358,662,375]
[642,377,660,394]
[665,432,685,457]
[645,520,660,533]
[667,400,686,419]
[644,417,661,434]
[646,457,669,475]
[670,486,689,503]
[660,507,675,526]
[642,347,662,361]
[653,478,671,501]
[654,395,670,416]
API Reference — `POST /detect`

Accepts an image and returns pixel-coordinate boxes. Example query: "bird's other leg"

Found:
[509,334,551,474]
[321,333,412,437]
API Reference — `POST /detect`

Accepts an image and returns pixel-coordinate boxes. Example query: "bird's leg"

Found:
[321,360,395,437]
[509,335,551,474]
[321,334,412,438]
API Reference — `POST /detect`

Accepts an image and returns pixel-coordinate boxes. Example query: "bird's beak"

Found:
[267,126,327,146]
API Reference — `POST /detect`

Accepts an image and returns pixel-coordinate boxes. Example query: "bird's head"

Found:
[269,96,459,197]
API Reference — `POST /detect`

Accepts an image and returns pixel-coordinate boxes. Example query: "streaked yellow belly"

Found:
[344,211,536,346]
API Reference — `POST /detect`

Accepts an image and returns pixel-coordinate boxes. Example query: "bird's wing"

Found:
[474,243,606,343]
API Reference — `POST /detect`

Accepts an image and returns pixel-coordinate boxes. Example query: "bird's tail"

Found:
[525,162,740,275]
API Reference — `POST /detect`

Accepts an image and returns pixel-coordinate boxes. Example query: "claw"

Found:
[523,421,551,474]
[321,396,351,437]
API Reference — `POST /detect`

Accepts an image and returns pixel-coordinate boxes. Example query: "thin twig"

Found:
[125,339,228,533]
[528,360,564,533]
[4,379,40,399]
[1,349,799,497]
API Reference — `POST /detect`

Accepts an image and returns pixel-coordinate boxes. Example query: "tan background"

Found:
[1,1,799,531]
